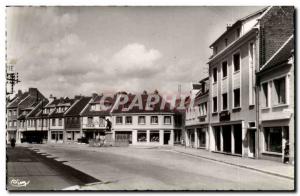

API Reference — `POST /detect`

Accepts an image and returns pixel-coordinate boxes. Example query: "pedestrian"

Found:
[10,138,16,148]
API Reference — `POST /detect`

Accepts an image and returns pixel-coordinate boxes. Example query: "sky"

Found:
[6,6,265,98]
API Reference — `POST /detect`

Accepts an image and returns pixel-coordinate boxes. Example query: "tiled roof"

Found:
[27,100,49,119]
[260,35,294,72]
[81,95,117,117]
[65,96,92,117]
[111,94,175,114]
[48,98,76,118]
[7,92,29,108]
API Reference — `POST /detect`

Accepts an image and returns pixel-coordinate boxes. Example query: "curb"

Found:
[172,149,294,180]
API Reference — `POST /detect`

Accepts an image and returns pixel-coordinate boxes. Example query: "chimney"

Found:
[49,94,56,103]
[92,93,98,99]
[17,90,22,97]
[74,95,82,99]
[28,88,37,96]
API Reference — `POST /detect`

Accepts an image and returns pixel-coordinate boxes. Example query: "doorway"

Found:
[248,130,256,158]
[164,132,171,145]
[222,125,232,153]
[215,126,221,151]
[233,124,242,154]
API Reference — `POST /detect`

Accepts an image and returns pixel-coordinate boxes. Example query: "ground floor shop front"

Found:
[20,131,48,143]
[185,126,209,150]
[114,129,175,146]
[210,121,257,158]
[259,119,294,164]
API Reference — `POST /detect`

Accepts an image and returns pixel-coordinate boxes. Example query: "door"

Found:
[248,130,256,158]
[164,132,170,145]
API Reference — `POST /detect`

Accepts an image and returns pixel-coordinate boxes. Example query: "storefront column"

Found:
[185,129,189,147]
[231,125,235,154]
[146,130,150,143]
[209,126,214,151]
[170,130,174,146]
[194,128,198,148]
[241,121,246,157]
[159,130,164,145]
[220,126,224,152]
[48,131,51,143]
[132,130,137,145]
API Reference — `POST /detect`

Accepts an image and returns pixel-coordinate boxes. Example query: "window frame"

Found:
[233,52,241,72]
[233,88,241,109]
[138,116,146,125]
[125,116,132,124]
[222,60,228,78]
[222,93,228,111]
[116,116,123,124]
[164,116,172,125]
[150,116,158,125]
[212,96,218,113]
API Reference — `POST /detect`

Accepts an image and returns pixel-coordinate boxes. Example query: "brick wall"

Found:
[259,6,294,65]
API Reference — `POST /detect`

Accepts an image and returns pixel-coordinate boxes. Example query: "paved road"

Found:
[6,146,100,191]
[28,144,294,191]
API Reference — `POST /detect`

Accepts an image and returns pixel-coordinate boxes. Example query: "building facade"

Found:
[111,93,179,146]
[257,36,294,163]
[185,78,210,150]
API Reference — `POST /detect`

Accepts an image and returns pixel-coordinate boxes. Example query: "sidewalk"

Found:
[171,145,294,180]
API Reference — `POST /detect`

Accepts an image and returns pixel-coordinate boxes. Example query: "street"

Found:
[6,146,100,191]
[11,144,294,191]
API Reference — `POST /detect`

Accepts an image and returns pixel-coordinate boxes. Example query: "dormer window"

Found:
[236,28,241,38]
[91,104,96,111]
[225,38,228,47]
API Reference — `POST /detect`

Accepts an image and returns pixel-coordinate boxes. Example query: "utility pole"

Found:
[6,61,20,96]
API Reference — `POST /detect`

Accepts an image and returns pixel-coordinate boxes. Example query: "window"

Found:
[225,38,228,47]
[137,131,147,142]
[150,116,158,124]
[233,88,240,108]
[125,116,132,124]
[164,116,171,124]
[8,110,11,116]
[9,121,12,127]
[233,53,240,72]
[99,118,105,127]
[58,118,62,126]
[52,119,56,126]
[264,127,282,153]
[262,83,269,107]
[138,116,146,124]
[274,77,286,105]
[91,104,96,111]
[88,117,93,124]
[199,102,207,116]
[13,110,17,116]
[150,131,159,142]
[222,61,227,78]
[236,28,241,38]
[213,46,218,55]
[213,67,218,83]
[116,116,123,124]
[249,42,256,105]
[213,97,218,113]
[222,93,228,110]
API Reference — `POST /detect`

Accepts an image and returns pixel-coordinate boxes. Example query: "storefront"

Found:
[185,126,208,149]
[126,129,174,146]
[22,131,47,143]
[212,123,243,155]
[50,130,64,143]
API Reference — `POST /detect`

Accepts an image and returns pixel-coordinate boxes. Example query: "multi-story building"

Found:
[6,88,45,143]
[48,97,76,143]
[207,6,294,158]
[111,93,179,146]
[64,96,92,143]
[257,35,294,163]
[22,99,49,143]
[80,94,115,140]
[185,78,210,149]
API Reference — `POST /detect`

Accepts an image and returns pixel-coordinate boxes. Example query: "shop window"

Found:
[233,53,240,72]
[59,132,63,140]
[213,67,218,83]
[150,131,159,142]
[138,116,146,124]
[116,116,123,124]
[137,131,147,142]
[262,82,269,107]
[213,97,217,113]
[151,116,158,124]
[222,93,228,110]
[51,132,56,140]
[125,116,132,124]
[199,129,206,147]
[222,61,227,78]
[164,116,171,124]
[274,77,286,105]
[233,88,240,108]
[264,127,282,153]
[99,118,105,126]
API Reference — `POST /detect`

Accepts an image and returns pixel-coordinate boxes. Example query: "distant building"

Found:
[185,78,209,149]
[111,93,180,146]
[257,35,294,163]
[80,94,115,140]
[6,88,45,143]
[64,96,92,143]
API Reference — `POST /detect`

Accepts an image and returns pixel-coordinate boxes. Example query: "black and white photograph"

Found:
[5,4,295,191]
